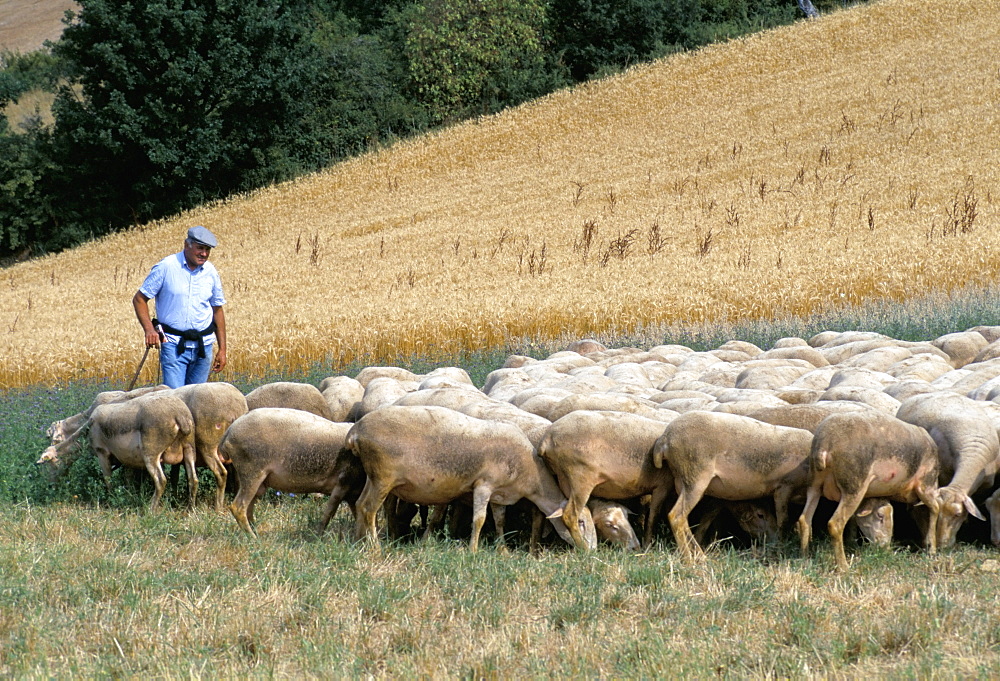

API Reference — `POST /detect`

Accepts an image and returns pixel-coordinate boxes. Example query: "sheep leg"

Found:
[643,484,673,550]
[354,477,392,546]
[797,483,823,557]
[773,486,794,533]
[199,447,228,512]
[914,483,942,555]
[247,486,266,527]
[692,500,723,546]
[182,443,198,511]
[168,463,181,497]
[418,504,430,535]
[382,496,399,538]
[667,478,712,561]
[828,491,868,571]
[386,497,419,540]
[144,458,169,513]
[96,448,116,491]
[229,472,267,538]
[560,483,595,551]
[317,483,351,534]
[422,504,449,540]
[986,488,1000,547]
[470,483,494,553]
[490,503,508,552]
[529,507,544,555]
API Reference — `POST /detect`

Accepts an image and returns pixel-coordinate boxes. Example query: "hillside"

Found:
[0,0,76,53]
[1,0,998,388]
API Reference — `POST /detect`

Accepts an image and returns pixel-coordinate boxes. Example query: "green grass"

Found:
[2,501,1000,677]
[3,284,1000,676]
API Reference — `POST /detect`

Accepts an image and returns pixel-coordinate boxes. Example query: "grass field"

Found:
[1,0,997,388]
[4,498,1000,678]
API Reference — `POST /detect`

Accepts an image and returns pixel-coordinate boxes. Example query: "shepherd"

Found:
[132,226,227,388]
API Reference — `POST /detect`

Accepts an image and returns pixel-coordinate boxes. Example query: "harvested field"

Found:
[0,0,76,53]
[1,0,997,388]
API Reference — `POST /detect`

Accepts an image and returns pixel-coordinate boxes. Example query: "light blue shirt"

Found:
[139,252,225,345]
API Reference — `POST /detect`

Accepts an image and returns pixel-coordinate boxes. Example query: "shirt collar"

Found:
[177,251,202,273]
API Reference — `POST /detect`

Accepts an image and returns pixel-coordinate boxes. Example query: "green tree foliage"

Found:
[0,120,66,259]
[47,0,330,235]
[307,9,430,158]
[391,0,561,124]
[0,50,67,104]
[550,0,799,81]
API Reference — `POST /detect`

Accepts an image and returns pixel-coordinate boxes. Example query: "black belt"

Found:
[153,318,217,358]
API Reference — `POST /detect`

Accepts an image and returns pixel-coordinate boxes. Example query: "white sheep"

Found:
[357,376,419,417]
[245,381,335,420]
[354,366,423,387]
[538,410,673,550]
[818,384,901,415]
[42,384,171,461]
[37,392,197,512]
[653,411,814,561]
[511,387,576,419]
[547,392,665,423]
[171,381,248,511]
[221,408,364,537]
[318,375,365,421]
[895,392,996,548]
[349,405,595,552]
[588,498,641,551]
[796,410,941,570]
[756,345,830,367]
[932,331,989,369]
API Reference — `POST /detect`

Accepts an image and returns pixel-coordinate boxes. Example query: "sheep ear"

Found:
[546,508,564,520]
[856,508,872,518]
[965,496,986,521]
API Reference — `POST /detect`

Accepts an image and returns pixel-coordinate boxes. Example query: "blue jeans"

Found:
[160,341,213,388]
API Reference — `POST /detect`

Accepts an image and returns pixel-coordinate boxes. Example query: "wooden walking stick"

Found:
[127,346,151,391]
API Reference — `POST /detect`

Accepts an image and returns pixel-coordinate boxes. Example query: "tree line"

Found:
[0,0,856,261]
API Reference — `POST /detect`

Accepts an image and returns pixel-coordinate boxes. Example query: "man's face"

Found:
[183,239,212,269]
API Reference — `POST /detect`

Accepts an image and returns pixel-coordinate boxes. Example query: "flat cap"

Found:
[187,225,218,248]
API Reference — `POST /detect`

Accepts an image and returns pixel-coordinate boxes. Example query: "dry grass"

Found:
[2,0,998,388]
[0,0,76,54]
[2,88,56,129]
[4,500,1000,677]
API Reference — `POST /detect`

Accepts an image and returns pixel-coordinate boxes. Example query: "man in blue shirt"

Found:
[132,226,228,388]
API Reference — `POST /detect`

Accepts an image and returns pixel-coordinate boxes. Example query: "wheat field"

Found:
[2,0,997,388]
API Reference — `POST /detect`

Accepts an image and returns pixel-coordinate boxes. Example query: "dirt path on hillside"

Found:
[0,0,78,53]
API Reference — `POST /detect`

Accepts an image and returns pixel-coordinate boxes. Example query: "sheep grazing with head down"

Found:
[653,411,814,561]
[894,392,997,548]
[171,381,248,511]
[41,385,171,464]
[221,408,364,538]
[38,391,197,512]
[797,410,941,571]
[348,405,596,552]
[538,410,673,550]
[747,401,895,547]
[245,381,335,420]
[318,375,365,422]
[587,498,641,551]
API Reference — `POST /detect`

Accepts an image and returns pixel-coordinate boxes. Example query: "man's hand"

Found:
[144,327,162,349]
[213,348,227,373]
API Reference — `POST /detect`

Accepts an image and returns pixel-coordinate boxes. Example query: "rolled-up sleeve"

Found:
[139,262,165,299]
[210,269,225,307]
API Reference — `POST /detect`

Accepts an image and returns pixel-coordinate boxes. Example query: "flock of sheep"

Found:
[37,326,1000,570]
